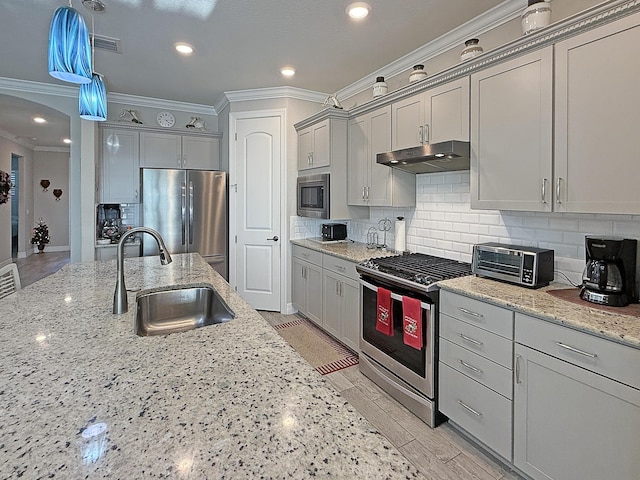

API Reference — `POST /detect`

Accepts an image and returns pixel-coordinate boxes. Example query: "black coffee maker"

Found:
[580,236,638,307]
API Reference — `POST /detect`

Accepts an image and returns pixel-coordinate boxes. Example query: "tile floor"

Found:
[261,310,523,480]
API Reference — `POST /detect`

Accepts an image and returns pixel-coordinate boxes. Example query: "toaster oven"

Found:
[472,242,554,288]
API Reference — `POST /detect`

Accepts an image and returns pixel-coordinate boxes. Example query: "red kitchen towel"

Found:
[376,287,393,336]
[402,296,423,350]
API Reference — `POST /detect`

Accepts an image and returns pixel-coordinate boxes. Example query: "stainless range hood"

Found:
[376,140,470,174]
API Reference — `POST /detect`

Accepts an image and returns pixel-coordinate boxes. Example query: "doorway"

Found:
[11,154,19,259]
[230,110,285,311]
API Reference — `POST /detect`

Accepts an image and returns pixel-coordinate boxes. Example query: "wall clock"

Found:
[156,111,175,128]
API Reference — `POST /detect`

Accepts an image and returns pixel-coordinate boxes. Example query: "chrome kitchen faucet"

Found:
[113,227,172,314]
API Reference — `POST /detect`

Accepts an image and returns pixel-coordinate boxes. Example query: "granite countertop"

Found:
[0,254,419,479]
[438,276,640,350]
[291,238,396,263]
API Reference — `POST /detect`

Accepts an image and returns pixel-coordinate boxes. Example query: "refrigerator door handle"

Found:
[189,181,194,245]
[181,181,186,245]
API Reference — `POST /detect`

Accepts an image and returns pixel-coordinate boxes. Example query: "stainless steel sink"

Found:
[135,286,234,336]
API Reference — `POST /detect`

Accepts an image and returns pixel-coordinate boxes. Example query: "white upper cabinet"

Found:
[554,12,640,214]
[140,132,220,170]
[470,47,553,211]
[348,105,415,207]
[391,77,470,150]
[100,128,140,203]
[297,119,331,170]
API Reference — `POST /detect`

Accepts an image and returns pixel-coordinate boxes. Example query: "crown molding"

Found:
[336,0,526,101]
[0,77,77,98]
[0,127,36,149]
[106,92,216,116]
[215,86,329,112]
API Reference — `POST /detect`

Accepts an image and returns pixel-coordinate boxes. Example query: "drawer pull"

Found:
[515,354,522,384]
[335,265,345,271]
[458,400,482,417]
[458,307,484,319]
[459,333,483,346]
[459,360,483,374]
[556,342,597,359]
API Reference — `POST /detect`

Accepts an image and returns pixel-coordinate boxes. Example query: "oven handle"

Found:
[360,279,432,311]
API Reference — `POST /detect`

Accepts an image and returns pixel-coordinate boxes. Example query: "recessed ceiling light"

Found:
[33,117,46,124]
[174,42,194,55]
[62,138,72,144]
[346,2,370,19]
[281,67,296,77]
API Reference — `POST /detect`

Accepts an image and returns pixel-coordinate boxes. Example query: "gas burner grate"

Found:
[366,253,472,284]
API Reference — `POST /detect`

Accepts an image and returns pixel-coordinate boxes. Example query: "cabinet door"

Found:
[182,136,220,170]
[101,128,140,203]
[340,276,360,352]
[425,77,469,143]
[297,127,313,170]
[514,344,640,480]
[291,258,307,314]
[347,115,368,206]
[305,262,323,326]
[470,47,553,211]
[555,13,640,214]
[140,132,182,168]
[391,94,425,150]
[322,270,342,339]
[311,120,330,169]
[367,105,394,206]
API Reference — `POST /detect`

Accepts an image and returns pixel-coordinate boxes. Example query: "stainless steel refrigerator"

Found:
[141,168,227,279]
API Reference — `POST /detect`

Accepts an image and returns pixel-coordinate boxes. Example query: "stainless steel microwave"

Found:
[297,173,329,218]
[472,242,554,288]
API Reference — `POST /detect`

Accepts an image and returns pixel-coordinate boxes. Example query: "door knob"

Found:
[267,236,279,241]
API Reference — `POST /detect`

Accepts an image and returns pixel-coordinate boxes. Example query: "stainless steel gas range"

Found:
[356,253,472,427]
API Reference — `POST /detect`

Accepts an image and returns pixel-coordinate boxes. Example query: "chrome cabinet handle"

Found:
[366,186,370,200]
[424,124,430,144]
[177,155,181,167]
[459,333,483,346]
[458,307,484,318]
[458,400,482,417]
[459,359,483,374]
[556,177,562,204]
[515,354,522,384]
[556,342,597,359]
[541,178,547,204]
[418,125,423,144]
[335,265,345,271]
[183,154,187,166]
[362,186,366,200]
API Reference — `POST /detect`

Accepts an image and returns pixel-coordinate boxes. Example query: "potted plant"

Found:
[31,218,51,253]
[0,170,11,205]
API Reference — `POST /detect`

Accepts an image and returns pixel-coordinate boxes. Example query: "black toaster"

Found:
[322,223,347,241]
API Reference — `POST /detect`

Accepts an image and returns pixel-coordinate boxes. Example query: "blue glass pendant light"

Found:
[79,73,107,121]
[48,3,92,84]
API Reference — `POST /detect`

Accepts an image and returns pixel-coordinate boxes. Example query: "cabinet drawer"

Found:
[515,313,640,390]
[440,338,512,399]
[440,290,514,338]
[323,254,358,280]
[439,362,512,461]
[292,245,323,266]
[441,313,513,368]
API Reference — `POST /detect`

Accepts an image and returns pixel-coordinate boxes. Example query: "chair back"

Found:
[0,263,21,300]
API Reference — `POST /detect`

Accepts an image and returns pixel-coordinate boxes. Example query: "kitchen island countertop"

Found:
[0,254,419,479]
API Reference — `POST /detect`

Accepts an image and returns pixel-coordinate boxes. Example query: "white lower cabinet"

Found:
[322,268,360,352]
[292,245,360,352]
[514,314,640,480]
[291,247,323,325]
[96,244,141,262]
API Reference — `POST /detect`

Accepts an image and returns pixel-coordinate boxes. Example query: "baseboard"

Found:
[283,303,297,315]
[32,245,70,253]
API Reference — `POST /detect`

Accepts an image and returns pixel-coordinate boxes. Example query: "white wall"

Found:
[292,171,640,288]
[32,150,70,251]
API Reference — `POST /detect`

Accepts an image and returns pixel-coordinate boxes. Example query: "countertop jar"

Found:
[522,0,552,35]
[460,38,483,61]
[372,76,388,98]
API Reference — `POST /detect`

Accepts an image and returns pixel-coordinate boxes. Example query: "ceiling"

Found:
[0,0,506,147]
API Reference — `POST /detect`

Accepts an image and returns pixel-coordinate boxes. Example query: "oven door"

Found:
[360,278,434,398]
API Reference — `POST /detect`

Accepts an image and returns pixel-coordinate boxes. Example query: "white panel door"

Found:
[235,116,281,311]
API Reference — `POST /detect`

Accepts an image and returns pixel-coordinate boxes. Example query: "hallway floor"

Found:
[14,251,70,287]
